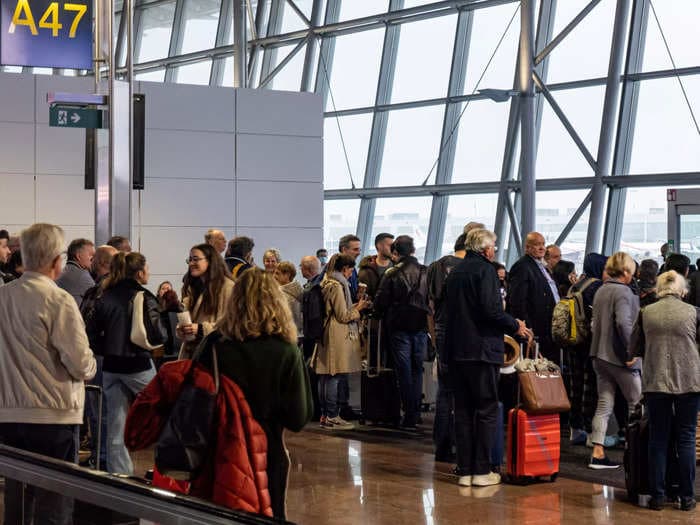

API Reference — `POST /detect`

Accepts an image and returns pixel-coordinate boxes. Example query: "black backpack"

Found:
[399,264,430,314]
[302,281,326,341]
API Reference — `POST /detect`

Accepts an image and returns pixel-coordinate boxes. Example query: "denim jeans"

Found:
[85,355,108,469]
[646,392,700,500]
[103,363,156,474]
[0,423,78,525]
[318,373,346,419]
[390,331,427,426]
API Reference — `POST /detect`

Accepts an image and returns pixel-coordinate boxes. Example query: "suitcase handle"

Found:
[85,384,103,470]
[367,320,382,378]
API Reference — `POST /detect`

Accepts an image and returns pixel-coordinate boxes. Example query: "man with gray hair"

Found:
[0,223,96,524]
[205,228,227,255]
[463,221,485,235]
[56,238,96,304]
[444,228,530,488]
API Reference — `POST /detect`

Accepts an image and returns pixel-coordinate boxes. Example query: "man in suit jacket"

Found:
[444,229,530,488]
[507,232,560,362]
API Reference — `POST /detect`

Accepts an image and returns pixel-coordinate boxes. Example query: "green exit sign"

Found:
[49,105,106,129]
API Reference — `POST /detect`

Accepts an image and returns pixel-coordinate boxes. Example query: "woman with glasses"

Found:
[177,244,234,359]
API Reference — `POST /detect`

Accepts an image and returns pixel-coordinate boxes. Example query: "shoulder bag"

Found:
[130,291,165,352]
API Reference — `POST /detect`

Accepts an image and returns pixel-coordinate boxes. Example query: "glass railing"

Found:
[0,444,289,524]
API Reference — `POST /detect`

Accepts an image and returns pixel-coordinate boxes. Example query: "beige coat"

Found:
[313,276,362,375]
[178,277,235,359]
[281,280,304,337]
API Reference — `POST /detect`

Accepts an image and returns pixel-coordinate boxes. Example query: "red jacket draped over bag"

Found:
[124,360,273,517]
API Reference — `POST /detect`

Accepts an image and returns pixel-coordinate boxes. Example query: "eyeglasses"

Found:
[186,256,206,264]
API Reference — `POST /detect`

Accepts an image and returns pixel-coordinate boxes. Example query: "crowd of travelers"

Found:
[0,222,698,522]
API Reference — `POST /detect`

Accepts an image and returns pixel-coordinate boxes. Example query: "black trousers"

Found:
[0,423,78,525]
[450,361,500,476]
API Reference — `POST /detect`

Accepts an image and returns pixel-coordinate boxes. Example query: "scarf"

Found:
[329,271,359,340]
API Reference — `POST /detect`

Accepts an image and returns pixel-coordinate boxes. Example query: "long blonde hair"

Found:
[217,268,297,344]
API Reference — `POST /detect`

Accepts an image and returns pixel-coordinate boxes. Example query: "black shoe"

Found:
[680,498,696,511]
[648,497,665,511]
[588,456,620,470]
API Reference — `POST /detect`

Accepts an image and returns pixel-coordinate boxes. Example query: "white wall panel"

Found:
[239,226,323,274]
[236,89,323,137]
[0,74,34,123]
[36,175,94,226]
[140,81,236,133]
[0,174,35,224]
[34,75,94,124]
[236,134,322,183]
[60,226,97,246]
[145,129,235,180]
[237,180,323,229]
[137,178,235,227]
[137,226,206,277]
[36,125,85,175]
[0,123,34,173]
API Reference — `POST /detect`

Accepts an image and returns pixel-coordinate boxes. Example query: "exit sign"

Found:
[49,105,105,128]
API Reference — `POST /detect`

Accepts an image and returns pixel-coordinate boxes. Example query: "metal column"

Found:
[233,0,248,87]
[517,0,537,244]
[585,0,632,254]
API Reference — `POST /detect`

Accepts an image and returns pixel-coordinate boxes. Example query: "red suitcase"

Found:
[506,407,560,483]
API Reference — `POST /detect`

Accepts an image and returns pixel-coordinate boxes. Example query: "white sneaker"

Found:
[471,472,501,487]
[458,475,472,487]
[326,416,354,430]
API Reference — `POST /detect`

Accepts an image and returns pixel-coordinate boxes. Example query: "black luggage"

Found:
[360,319,401,426]
[624,403,680,505]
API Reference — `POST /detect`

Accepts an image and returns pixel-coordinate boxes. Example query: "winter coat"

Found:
[373,256,430,333]
[280,280,303,337]
[312,275,362,375]
[358,255,391,298]
[124,359,273,517]
[179,278,235,359]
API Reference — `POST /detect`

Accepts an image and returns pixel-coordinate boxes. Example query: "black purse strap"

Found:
[188,331,222,393]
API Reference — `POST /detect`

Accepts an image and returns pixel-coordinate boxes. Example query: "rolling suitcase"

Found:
[505,407,560,483]
[360,319,401,426]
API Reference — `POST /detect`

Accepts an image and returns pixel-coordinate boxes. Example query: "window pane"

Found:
[371,197,433,262]
[180,0,221,54]
[642,0,700,72]
[173,60,212,85]
[266,43,306,91]
[536,85,605,179]
[135,69,166,82]
[545,0,616,83]
[323,29,384,111]
[220,56,234,86]
[280,0,313,33]
[463,2,520,92]
[537,190,593,272]
[629,76,700,174]
[137,2,176,63]
[619,187,669,263]
[391,15,457,103]
[451,100,510,183]
[338,0,389,21]
[379,105,445,187]
[324,114,373,190]
[443,193,498,255]
[325,200,361,251]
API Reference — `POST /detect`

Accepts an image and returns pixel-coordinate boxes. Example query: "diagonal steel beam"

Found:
[534,0,601,65]
[285,0,311,27]
[258,34,309,88]
[554,190,592,246]
[505,193,523,251]
[532,71,598,171]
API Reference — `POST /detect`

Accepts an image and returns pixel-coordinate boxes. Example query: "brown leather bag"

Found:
[517,340,571,414]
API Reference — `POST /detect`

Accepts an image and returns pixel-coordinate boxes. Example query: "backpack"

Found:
[302,280,325,341]
[551,277,597,347]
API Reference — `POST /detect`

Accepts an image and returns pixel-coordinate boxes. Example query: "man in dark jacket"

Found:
[507,231,560,362]
[358,232,394,299]
[0,229,11,285]
[374,235,430,429]
[444,229,529,487]
[225,236,255,277]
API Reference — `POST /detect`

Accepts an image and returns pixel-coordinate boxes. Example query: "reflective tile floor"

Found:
[284,430,698,525]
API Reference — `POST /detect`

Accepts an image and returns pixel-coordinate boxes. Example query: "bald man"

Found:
[91,245,119,281]
[205,229,227,255]
[507,232,560,362]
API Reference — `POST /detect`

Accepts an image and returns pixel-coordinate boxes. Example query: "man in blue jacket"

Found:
[444,228,530,488]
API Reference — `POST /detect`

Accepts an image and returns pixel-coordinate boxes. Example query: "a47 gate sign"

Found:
[1,0,93,69]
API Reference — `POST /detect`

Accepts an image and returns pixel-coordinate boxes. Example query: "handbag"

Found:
[516,339,571,414]
[155,333,221,480]
[130,291,164,352]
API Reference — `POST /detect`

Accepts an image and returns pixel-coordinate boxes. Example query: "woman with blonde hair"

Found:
[263,248,281,274]
[201,268,311,519]
[313,253,370,430]
[588,252,641,470]
[630,271,700,511]
[274,261,303,338]
[178,243,234,359]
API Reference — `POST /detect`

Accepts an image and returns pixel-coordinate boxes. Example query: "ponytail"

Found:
[102,251,146,289]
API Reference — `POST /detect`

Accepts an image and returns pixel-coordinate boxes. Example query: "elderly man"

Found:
[205,229,227,255]
[0,223,96,524]
[508,232,560,362]
[544,244,562,274]
[444,229,529,488]
[56,238,96,304]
